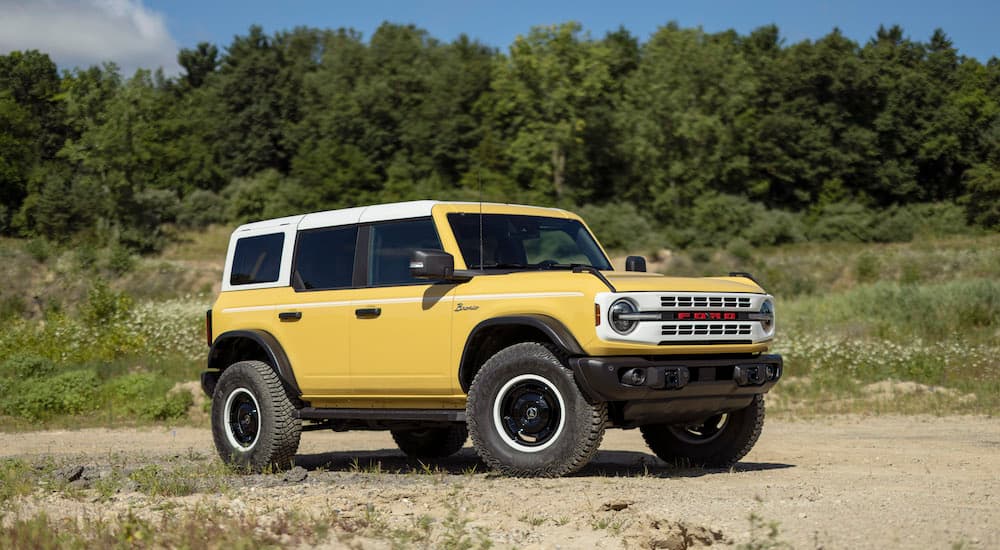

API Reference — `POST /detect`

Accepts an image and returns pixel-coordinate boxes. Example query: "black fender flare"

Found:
[205,329,302,397]
[458,314,586,393]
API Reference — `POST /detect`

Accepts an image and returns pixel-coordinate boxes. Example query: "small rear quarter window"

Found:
[231,233,284,285]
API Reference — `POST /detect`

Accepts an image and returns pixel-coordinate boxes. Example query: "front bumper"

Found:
[569,354,782,426]
[569,354,782,402]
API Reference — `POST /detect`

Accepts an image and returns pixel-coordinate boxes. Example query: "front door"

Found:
[349,218,455,397]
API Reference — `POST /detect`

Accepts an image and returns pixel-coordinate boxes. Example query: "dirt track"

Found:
[2,415,998,549]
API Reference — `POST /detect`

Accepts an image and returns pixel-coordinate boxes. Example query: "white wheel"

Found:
[223,387,262,451]
[491,374,567,453]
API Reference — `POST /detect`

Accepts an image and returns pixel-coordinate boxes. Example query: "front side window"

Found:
[447,214,612,270]
[293,226,358,290]
[369,219,442,286]
[230,233,284,285]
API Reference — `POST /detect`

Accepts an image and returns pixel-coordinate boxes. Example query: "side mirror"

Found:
[410,249,470,281]
[625,255,647,272]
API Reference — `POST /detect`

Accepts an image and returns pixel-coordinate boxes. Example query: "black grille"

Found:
[660,295,752,309]
[661,323,753,336]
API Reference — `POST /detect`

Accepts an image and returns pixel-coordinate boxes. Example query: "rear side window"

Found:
[230,233,283,285]
[293,226,358,290]
[369,219,442,286]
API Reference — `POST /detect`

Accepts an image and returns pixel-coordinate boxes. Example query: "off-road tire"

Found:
[211,360,302,472]
[640,394,765,468]
[466,342,606,477]
[391,424,468,459]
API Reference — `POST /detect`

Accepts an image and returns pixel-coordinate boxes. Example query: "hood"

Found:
[603,272,765,294]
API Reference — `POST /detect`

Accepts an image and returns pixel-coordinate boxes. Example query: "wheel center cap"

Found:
[526,407,538,420]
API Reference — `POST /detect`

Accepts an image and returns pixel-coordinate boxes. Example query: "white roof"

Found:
[234,200,570,233]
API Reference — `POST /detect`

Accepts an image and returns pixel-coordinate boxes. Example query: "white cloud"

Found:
[0,0,180,75]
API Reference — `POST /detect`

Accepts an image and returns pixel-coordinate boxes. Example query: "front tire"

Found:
[211,360,302,472]
[391,424,468,459]
[640,394,765,468]
[467,343,606,477]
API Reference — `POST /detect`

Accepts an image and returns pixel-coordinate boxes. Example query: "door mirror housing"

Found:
[625,255,647,272]
[410,249,472,281]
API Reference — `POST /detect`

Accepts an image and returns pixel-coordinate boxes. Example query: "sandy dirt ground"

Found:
[2,415,997,549]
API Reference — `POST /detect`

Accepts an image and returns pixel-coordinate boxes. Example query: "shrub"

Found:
[0,369,100,420]
[101,373,167,415]
[0,354,56,380]
[80,281,133,325]
[577,202,660,251]
[0,296,25,321]
[23,237,52,263]
[106,244,136,275]
[101,373,192,420]
[961,162,1000,230]
[872,206,917,243]
[222,170,314,223]
[678,193,761,248]
[854,252,880,283]
[177,190,227,228]
[743,209,805,246]
[74,244,98,271]
[726,237,753,262]
[145,389,194,421]
[787,278,1000,341]
[806,202,878,242]
[902,202,971,237]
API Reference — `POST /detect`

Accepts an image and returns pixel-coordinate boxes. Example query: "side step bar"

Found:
[294,407,466,423]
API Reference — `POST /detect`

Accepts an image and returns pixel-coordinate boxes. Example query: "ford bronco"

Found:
[203,201,781,476]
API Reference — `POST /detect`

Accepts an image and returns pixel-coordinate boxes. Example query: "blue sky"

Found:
[1,0,998,75]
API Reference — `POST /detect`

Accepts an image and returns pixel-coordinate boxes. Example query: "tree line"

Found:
[1,21,998,253]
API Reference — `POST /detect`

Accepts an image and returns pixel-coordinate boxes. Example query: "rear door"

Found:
[272,224,358,396]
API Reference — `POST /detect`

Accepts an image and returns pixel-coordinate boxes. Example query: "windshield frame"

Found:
[446,212,613,271]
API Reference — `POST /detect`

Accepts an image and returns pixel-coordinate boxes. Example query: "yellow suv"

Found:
[203,200,781,476]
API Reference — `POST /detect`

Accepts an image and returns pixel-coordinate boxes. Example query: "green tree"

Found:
[618,23,757,215]
[0,51,65,229]
[483,22,615,204]
[177,42,218,89]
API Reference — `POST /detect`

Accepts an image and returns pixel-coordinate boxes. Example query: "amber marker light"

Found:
[595,303,601,326]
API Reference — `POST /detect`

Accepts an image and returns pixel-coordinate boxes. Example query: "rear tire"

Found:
[211,360,301,472]
[467,342,606,477]
[640,394,765,468]
[391,424,468,459]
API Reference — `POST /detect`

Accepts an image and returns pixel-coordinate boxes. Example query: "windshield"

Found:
[447,213,612,270]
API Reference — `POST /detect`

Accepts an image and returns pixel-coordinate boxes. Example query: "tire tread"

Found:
[467,342,606,477]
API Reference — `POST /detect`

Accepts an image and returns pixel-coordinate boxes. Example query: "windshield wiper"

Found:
[537,262,592,270]
[472,262,529,269]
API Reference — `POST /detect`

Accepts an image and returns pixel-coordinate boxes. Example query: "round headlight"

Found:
[609,299,638,334]
[759,300,774,333]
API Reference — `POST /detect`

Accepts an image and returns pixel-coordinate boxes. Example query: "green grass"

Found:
[781,278,999,342]
[1,231,998,425]
[660,233,1000,299]
[161,225,231,262]
[758,238,1000,415]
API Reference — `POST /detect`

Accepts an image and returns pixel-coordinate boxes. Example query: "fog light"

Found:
[621,368,647,386]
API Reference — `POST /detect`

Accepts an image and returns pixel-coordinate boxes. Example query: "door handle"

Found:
[355,307,381,318]
[278,311,302,321]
